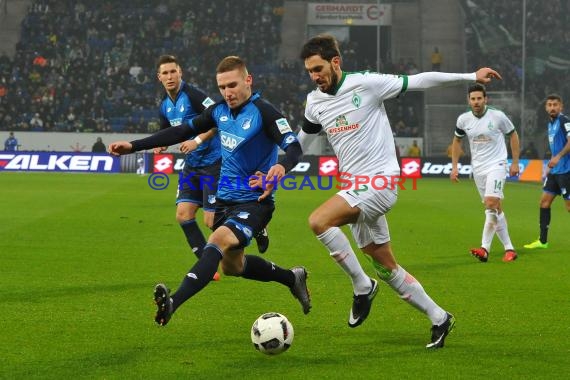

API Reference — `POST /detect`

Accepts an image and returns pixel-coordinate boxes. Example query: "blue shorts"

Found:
[212,199,274,248]
[543,172,570,200]
[176,160,221,211]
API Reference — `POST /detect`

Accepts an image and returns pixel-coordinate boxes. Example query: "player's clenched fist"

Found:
[108,141,133,156]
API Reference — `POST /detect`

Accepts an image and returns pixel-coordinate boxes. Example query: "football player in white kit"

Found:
[298,34,501,349]
[451,84,520,262]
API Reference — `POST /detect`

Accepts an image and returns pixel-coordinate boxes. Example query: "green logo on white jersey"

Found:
[352,91,361,108]
[335,115,348,127]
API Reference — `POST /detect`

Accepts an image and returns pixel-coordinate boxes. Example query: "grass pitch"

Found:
[1,173,569,379]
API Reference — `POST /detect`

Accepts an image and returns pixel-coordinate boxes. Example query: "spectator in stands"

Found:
[29,113,44,130]
[129,63,143,81]
[92,136,106,152]
[4,131,18,151]
[431,47,442,71]
[407,140,422,157]
[521,141,539,159]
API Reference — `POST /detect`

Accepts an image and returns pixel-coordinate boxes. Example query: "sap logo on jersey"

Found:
[0,153,117,172]
[220,132,244,152]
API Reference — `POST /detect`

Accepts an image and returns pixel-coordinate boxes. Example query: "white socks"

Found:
[482,209,514,251]
[317,227,372,295]
[481,209,497,251]
[495,211,514,250]
[386,265,447,326]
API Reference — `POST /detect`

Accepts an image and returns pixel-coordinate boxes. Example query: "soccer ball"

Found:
[251,312,294,355]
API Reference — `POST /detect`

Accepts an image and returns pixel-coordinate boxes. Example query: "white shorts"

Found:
[474,166,507,200]
[338,186,397,248]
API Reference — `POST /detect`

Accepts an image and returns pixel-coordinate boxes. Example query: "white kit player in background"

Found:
[136,155,145,175]
[450,83,520,262]
[297,34,502,349]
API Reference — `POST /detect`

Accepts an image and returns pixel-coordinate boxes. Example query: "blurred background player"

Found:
[524,94,570,249]
[152,55,222,276]
[136,156,145,175]
[4,131,18,151]
[450,83,520,262]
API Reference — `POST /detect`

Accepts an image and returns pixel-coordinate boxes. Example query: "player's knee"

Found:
[220,253,244,276]
[308,211,327,234]
[208,227,233,249]
[176,209,196,223]
[484,198,500,210]
[220,262,241,276]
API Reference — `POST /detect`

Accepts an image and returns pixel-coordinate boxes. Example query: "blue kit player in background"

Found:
[109,56,311,326]
[4,131,18,151]
[153,55,221,279]
[524,94,570,249]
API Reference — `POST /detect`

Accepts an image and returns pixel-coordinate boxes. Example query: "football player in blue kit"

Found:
[524,94,570,249]
[154,56,269,283]
[109,56,311,326]
[154,55,221,276]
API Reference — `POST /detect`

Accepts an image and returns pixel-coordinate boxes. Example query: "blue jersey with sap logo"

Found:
[547,113,570,174]
[158,81,221,168]
[190,92,298,202]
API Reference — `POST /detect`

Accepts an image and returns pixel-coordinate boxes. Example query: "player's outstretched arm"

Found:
[475,67,502,84]
[108,141,133,156]
[407,68,502,91]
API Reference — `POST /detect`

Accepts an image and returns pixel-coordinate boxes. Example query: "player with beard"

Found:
[524,94,570,249]
[451,83,520,263]
[297,34,501,348]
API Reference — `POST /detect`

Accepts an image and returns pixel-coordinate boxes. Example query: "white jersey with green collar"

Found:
[304,71,407,177]
[455,106,515,174]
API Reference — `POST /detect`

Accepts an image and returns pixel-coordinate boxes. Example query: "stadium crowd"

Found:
[463,0,570,114]
[0,0,423,138]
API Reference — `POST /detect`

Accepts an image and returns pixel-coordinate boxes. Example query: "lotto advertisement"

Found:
[1,152,546,183]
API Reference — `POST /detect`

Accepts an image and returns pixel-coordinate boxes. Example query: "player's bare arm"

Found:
[450,137,462,182]
[548,139,570,168]
[255,164,286,202]
[509,131,521,177]
[153,146,168,154]
[180,128,218,154]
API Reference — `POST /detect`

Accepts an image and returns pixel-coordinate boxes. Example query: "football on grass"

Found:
[251,312,294,355]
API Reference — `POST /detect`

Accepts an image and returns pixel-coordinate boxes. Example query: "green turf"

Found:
[1,173,569,379]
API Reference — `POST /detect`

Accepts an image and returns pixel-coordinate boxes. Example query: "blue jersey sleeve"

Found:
[254,98,299,150]
[189,102,219,133]
[183,83,216,114]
